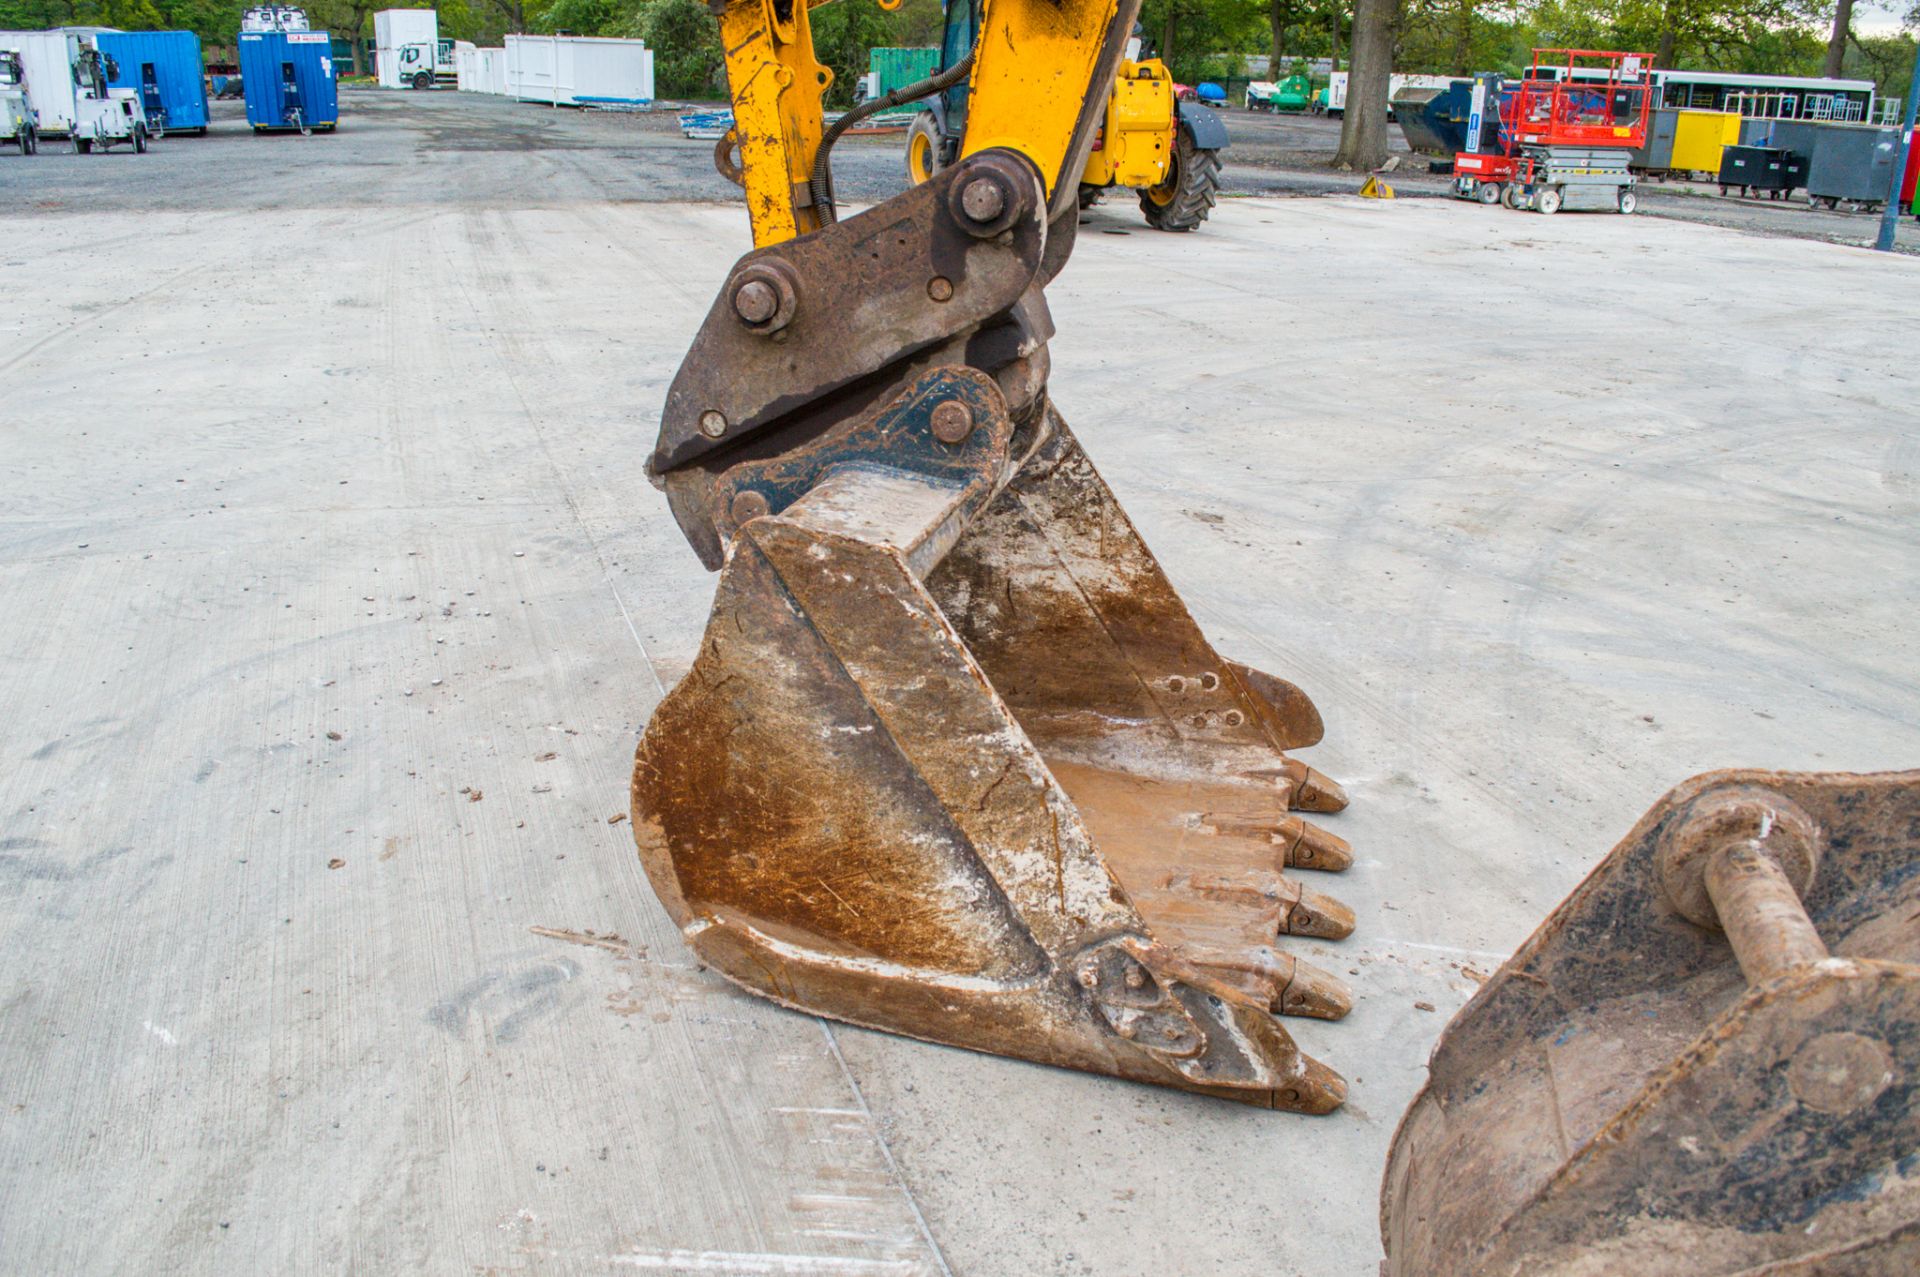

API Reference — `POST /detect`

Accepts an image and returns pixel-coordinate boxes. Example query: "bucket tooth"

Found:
[1280,758,1347,813]
[1280,816,1353,871]
[1276,956,1353,1020]
[634,374,1354,1106]
[1281,883,1355,940]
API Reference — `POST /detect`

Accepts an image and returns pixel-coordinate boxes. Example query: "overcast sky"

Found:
[1854,2,1913,35]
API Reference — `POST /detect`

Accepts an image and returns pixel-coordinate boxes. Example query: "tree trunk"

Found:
[1162,8,1176,68]
[1271,0,1286,79]
[1656,28,1675,68]
[1823,0,1853,80]
[1333,0,1391,170]
[1452,0,1472,77]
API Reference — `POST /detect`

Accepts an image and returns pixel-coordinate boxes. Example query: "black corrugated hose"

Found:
[808,54,975,227]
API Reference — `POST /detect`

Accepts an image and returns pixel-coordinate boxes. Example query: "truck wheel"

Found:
[1139,124,1221,232]
[905,111,943,185]
[413,71,434,91]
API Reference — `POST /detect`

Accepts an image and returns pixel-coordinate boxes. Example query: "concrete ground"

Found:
[2,87,1918,1276]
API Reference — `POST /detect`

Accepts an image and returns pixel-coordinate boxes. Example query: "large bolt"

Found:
[732,279,779,325]
[960,176,1007,224]
[1658,787,1826,986]
[698,410,728,438]
[926,276,954,302]
[930,400,974,444]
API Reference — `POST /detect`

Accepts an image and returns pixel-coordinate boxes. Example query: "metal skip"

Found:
[1382,769,1920,1274]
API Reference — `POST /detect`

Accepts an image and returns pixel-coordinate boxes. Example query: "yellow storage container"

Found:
[1670,110,1742,174]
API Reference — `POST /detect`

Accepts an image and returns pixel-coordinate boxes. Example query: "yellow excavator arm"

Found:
[634,0,1357,1112]
[721,0,1134,247]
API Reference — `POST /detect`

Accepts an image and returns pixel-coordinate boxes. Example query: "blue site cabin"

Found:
[237,29,337,133]
[96,31,210,134]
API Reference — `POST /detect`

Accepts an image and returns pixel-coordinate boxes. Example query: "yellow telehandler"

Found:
[904,2,1227,230]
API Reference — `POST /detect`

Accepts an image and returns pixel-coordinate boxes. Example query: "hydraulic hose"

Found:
[808,53,975,228]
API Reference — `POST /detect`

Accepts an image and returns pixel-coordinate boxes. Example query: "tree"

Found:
[1822,0,1852,78]
[1333,0,1392,169]
[631,0,720,98]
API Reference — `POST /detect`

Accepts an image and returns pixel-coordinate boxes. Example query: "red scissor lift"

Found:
[1456,49,1654,215]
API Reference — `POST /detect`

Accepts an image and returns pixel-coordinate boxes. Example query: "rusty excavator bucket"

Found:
[633,379,1356,1111]
[1383,769,1920,1274]
[630,148,1356,1110]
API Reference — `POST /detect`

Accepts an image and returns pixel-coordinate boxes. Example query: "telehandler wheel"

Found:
[904,111,943,185]
[1139,123,1220,231]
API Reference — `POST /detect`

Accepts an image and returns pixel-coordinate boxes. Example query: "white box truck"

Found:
[374,8,447,90]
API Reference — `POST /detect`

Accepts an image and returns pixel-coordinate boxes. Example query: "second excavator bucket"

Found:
[1382,769,1920,1274]
[633,364,1356,1111]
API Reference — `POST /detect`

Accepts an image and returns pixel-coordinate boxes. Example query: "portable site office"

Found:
[238,29,337,133]
[97,31,209,134]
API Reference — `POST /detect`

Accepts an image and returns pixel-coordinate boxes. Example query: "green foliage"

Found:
[1139,0,1268,82]
[809,0,895,105]
[0,0,248,47]
[534,0,623,34]
[629,0,720,97]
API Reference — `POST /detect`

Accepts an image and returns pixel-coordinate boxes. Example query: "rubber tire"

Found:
[74,136,92,154]
[19,126,34,155]
[1617,187,1636,214]
[1537,185,1562,215]
[133,123,147,154]
[1476,181,1502,206]
[1501,183,1520,210]
[904,111,942,186]
[412,71,433,91]
[1139,124,1220,232]
[1077,184,1103,210]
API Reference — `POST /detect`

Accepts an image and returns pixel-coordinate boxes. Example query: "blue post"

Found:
[1874,42,1920,253]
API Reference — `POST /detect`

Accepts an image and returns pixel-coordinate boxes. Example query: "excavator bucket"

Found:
[632,361,1356,1112]
[1382,769,1920,1274]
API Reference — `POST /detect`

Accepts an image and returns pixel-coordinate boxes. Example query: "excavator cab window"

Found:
[936,0,979,128]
